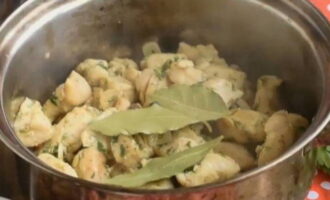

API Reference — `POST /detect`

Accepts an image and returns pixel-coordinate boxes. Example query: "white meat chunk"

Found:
[134,134,154,158]
[142,41,162,57]
[140,53,186,69]
[216,109,268,144]
[75,59,110,87]
[43,71,92,121]
[105,76,137,103]
[203,78,243,108]
[114,97,131,111]
[176,152,240,187]
[108,58,141,83]
[198,63,247,90]
[91,87,119,111]
[42,97,62,122]
[139,133,172,154]
[257,111,309,166]
[177,42,219,65]
[14,98,53,147]
[63,71,92,106]
[167,59,203,85]
[91,74,137,110]
[110,135,153,169]
[214,142,256,170]
[72,147,108,182]
[254,75,283,115]
[288,113,309,138]
[47,106,99,160]
[81,129,110,152]
[241,80,255,106]
[155,127,205,156]
[38,153,77,177]
[135,68,169,105]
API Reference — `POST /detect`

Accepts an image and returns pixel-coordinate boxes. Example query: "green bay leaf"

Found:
[104,137,221,187]
[150,84,228,121]
[89,104,198,136]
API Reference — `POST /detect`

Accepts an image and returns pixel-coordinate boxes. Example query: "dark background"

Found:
[0,0,25,23]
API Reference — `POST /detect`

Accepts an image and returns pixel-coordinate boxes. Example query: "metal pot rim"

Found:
[0,0,329,195]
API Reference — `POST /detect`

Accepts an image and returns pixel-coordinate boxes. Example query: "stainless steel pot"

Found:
[0,0,329,199]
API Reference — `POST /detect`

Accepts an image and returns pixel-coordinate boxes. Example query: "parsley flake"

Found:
[49,95,59,106]
[120,144,126,157]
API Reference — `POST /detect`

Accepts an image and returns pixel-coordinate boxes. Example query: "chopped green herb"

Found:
[26,101,34,108]
[158,143,167,148]
[52,145,59,156]
[91,172,96,178]
[154,69,163,79]
[120,144,126,157]
[136,140,143,150]
[49,95,59,106]
[98,62,109,70]
[183,165,194,173]
[137,162,143,169]
[263,146,272,151]
[97,141,107,153]
[111,136,118,143]
[154,59,173,79]
[19,128,30,135]
[114,71,123,76]
[233,120,245,130]
[42,144,59,156]
[313,146,330,174]
[62,134,69,141]
[166,148,174,154]
[108,96,118,105]
[161,59,172,72]
[142,42,161,56]
[187,141,192,148]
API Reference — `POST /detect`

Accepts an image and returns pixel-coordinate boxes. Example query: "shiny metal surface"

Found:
[0,0,329,199]
[0,1,30,199]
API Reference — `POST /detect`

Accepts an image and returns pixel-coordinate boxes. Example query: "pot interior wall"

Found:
[2,0,323,125]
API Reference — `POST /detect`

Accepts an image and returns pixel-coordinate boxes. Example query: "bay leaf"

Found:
[90,84,228,136]
[89,104,198,136]
[104,137,221,187]
[150,84,228,121]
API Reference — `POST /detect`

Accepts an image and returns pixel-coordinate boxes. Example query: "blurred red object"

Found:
[309,0,330,20]
[306,171,330,200]
[306,124,330,200]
